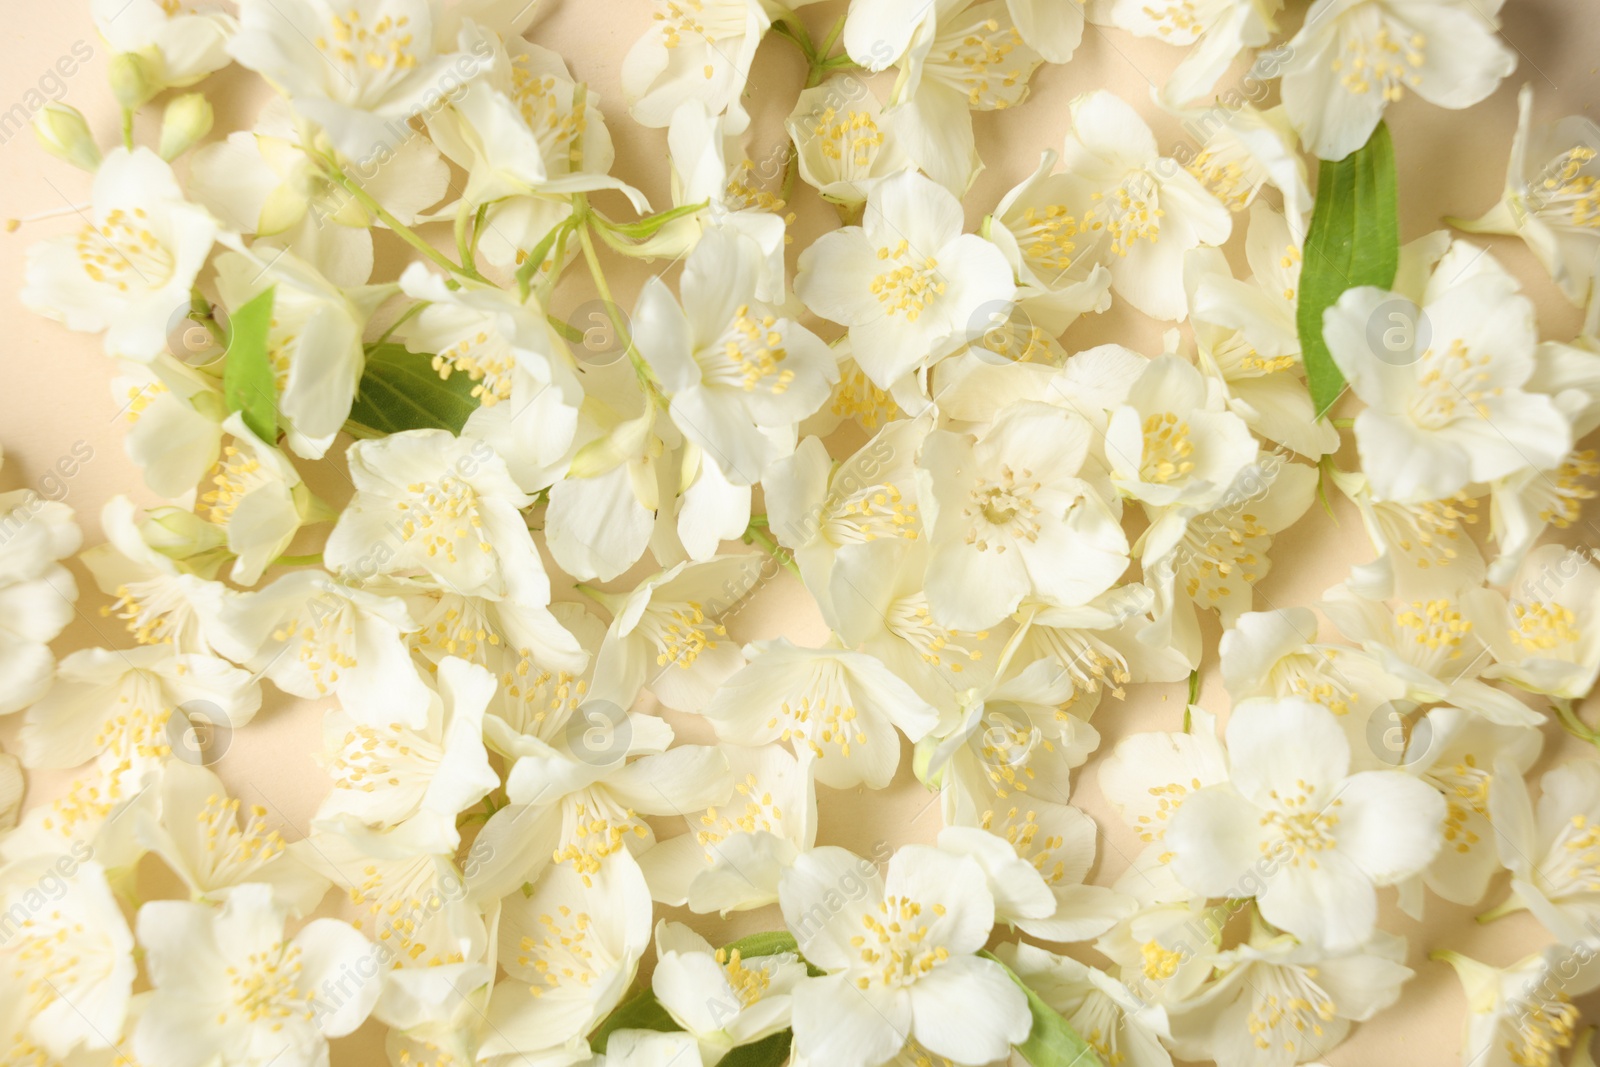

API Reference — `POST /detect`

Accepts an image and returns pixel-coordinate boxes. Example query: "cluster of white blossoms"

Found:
[6,0,1600,1065]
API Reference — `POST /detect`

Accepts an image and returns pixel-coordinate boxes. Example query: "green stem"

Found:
[576,214,662,401]
[121,108,135,150]
[815,13,847,58]
[324,162,489,284]
[745,525,801,579]
[1554,698,1600,747]
[454,201,475,273]
[272,553,324,567]
[1476,896,1524,924]
[470,202,490,258]
[373,300,429,346]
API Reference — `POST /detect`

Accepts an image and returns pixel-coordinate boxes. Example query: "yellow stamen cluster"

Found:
[650,602,726,670]
[315,9,418,74]
[396,476,492,563]
[1261,781,1342,868]
[1140,412,1195,484]
[1332,25,1425,102]
[964,464,1043,551]
[871,240,945,321]
[704,306,794,394]
[223,943,314,1026]
[849,895,952,989]
[1510,601,1580,653]
[76,208,173,292]
[432,331,517,406]
[519,904,598,996]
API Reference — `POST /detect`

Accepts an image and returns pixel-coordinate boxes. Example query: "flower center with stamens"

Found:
[432,330,517,406]
[926,14,1033,109]
[1261,781,1342,867]
[1331,23,1425,102]
[971,707,1052,798]
[1409,339,1501,428]
[1185,136,1258,211]
[1396,598,1472,661]
[1505,986,1580,1066]
[511,57,590,174]
[1246,964,1338,1054]
[1274,648,1363,717]
[396,476,493,564]
[1176,511,1268,606]
[224,943,314,1025]
[76,208,174,293]
[697,772,785,853]
[809,107,886,178]
[963,465,1042,550]
[1542,813,1600,897]
[518,905,601,996]
[313,9,419,90]
[831,364,900,428]
[770,662,868,759]
[1031,625,1132,699]
[645,601,726,670]
[1013,203,1082,276]
[1085,172,1163,256]
[101,576,197,647]
[552,801,649,886]
[981,806,1069,885]
[1526,145,1600,232]
[886,594,986,674]
[1371,492,1478,572]
[1428,755,1491,856]
[1131,779,1201,849]
[702,306,795,394]
[1140,413,1194,484]
[1510,601,1581,653]
[823,482,919,544]
[345,855,463,967]
[198,794,287,885]
[714,947,774,1007]
[201,443,270,524]
[850,894,951,989]
[871,241,944,321]
[331,723,442,794]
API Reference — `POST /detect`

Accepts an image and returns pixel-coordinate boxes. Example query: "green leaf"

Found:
[980,950,1103,1067]
[344,342,480,438]
[1297,121,1400,418]
[587,990,679,1054]
[721,931,800,959]
[222,286,279,442]
[719,1030,792,1066]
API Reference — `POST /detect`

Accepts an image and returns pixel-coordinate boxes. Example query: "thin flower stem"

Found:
[1476,897,1523,924]
[815,13,847,58]
[271,553,324,567]
[455,201,475,273]
[121,108,135,150]
[745,525,801,579]
[576,214,664,401]
[324,161,489,284]
[1554,698,1600,747]
[373,300,430,346]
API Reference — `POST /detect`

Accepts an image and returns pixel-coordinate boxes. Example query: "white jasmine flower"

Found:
[189,100,449,287]
[1186,203,1338,458]
[635,227,838,485]
[204,413,330,586]
[22,645,261,776]
[1166,928,1412,1067]
[1324,241,1568,504]
[135,882,381,1067]
[92,0,238,92]
[230,0,486,163]
[997,940,1174,1067]
[478,852,652,1062]
[1484,759,1600,945]
[1098,707,1231,904]
[762,420,925,621]
[214,246,391,460]
[291,828,486,969]
[1093,901,1226,1008]
[1057,91,1231,320]
[705,638,939,788]
[1326,466,1485,600]
[891,0,1045,193]
[1102,0,1280,106]
[1174,103,1312,230]
[1164,697,1445,950]
[325,429,551,603]
[589,555,763,714]
[427,26,641,209]
[0,857,135,1059]
[22,148,217,360]
[1435,944,1598,1067]
[1455,85,1600,311]
[1105,353,1260,510]
[795,168,1016,389]
[111,355,226,499]
[652,920,807,1059]
[920,399,1131,631]
[985,150,1116,336]
[786,77,912,205]
[1141,455,1318,667]
[778,844,1031,1067]
[544,403,667,582]
[1400,705,1541,907]
[638,743,817,914]
[0,471,80,715]
[1321,582,1544,728]
[1465,543,1600,701]
[397,263,585,490]
[137,760,328,914]
[314,656,499,853]
[1281,0,1515,160]
[1018,586,1193,711]
[0,747,19,831]
[621,0,771,128]
[215,569,432,728]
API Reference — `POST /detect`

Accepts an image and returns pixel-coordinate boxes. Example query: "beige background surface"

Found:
[3,0,1600,1063]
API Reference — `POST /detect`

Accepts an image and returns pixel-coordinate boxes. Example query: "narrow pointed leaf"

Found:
[222,286,279,442]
